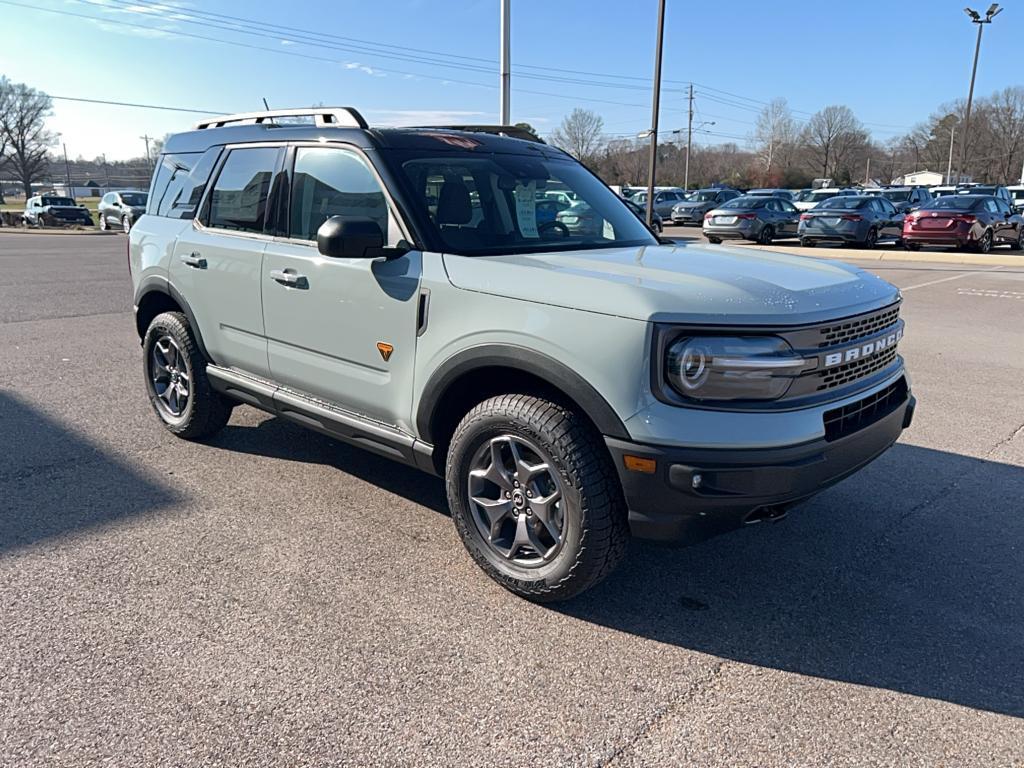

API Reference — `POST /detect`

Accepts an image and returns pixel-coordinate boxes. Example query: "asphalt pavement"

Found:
[1,232,1022,767]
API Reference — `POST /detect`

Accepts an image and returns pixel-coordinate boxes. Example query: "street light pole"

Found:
[499,0,510,124]
[956,5,1001,185]
[644,0,666,229]
[945,125,956,184]
[684,83,694,192]
[62,143,73,201]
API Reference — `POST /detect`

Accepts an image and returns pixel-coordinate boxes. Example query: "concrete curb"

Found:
[0,228,113,237]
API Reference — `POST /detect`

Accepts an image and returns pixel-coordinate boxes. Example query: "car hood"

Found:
[442,243,899,324]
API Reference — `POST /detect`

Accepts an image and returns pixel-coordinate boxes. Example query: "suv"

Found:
[863,186,933,214]
[23,195,93,227]
[129,108,916,601]
[98,190,149,233]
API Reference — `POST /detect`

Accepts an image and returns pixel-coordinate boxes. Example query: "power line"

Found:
[49,95,222,115]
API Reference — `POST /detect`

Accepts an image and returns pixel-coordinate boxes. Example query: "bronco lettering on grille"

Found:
[823,326,903,368]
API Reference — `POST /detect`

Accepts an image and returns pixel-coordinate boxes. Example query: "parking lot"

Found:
[1,232,1022,766]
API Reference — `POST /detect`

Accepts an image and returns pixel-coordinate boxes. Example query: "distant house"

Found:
[890,170,971,186]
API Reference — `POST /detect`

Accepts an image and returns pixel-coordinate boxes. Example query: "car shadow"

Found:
[203,416,1024,718]
[0,392,185,554]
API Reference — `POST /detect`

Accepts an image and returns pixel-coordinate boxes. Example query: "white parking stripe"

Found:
[900,266,1003,291]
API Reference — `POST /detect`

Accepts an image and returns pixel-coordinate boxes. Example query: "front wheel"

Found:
[905,241,921,251]
[1009,229,1024,251]
[122,216,132,234]
[446,394,629,602]
[973,230,993,254]
[143,312,233,440]
[98,213,108,231]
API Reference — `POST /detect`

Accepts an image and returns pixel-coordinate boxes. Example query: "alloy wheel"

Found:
[467,435,567,567]
[977,230,993,253]
[122,216,131,234]
[149,335,191,419]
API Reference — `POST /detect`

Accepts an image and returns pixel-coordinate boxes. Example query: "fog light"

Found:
[692,474,703,489]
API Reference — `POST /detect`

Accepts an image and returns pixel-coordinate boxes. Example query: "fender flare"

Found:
[416,343,630,442]
[134,276,213,363]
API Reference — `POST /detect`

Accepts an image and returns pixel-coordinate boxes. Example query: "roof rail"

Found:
[194,107,368,130]
[414,125,546,144]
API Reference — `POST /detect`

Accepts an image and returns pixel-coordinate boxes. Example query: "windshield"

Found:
[817,197,868,210]
[120,192,148,206]
[926,196,981,210]
[691,191,721,202]
[882,190,911,202]
[393,151,657,255]
[809,190,843,202]
[41,197,75,206]
[932,188,956,197]
[719,196,766,210]
[966,186,996,195]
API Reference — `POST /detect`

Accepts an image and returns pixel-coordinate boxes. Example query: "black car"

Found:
[98,190,149,233]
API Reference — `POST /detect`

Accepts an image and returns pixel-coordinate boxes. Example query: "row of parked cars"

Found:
[13,190,149,232]
[621,182,1024,253]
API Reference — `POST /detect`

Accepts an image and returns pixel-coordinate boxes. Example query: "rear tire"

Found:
[707,236,722,244]
[905,241,921,251]
[800,237,815,248]
[446,394,629,602]
[757,225,774,245]
[142,311,233,440]
[973,230,993,254]
[860,228,878,249]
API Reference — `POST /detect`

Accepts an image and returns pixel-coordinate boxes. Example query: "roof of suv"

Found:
[164,108,558,157]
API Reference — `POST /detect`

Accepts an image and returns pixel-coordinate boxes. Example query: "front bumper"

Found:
[606,380,915,543]
[671,210,707,224]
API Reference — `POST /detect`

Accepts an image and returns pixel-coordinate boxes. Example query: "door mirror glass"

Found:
[317,216,385,258]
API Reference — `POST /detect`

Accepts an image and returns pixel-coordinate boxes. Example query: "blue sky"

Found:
[0,0,1018,160]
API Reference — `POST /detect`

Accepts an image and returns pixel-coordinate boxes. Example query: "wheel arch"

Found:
[134,278,213,363]
[417,344,630,471]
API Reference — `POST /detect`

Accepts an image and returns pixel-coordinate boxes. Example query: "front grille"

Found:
[816,347,899,391]
[818,306,900,348]
[823,377,907,442]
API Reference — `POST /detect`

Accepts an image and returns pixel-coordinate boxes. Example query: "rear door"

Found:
[776,198,800,236]
[170,144,283,377]
[260,143,422,430]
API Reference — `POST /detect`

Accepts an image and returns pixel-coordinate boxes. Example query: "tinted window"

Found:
[927,196,981,210]
[765,199,781,212]
[289,147,390,242]
[818,197,867,210]
[719,197,766,210]
[779,200,797,212]
[42,197,75,206]
[882,190,911,202]
[205,147,278,233]
[120,192,147,207]
[149,150,222,218]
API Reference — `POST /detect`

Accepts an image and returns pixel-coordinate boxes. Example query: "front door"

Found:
[170,144,282,377]
[261,144,422,431]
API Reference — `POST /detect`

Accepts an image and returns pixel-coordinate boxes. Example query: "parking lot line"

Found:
[900,266,1003,291]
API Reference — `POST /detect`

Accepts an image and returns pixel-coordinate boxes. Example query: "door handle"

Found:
[269,268,306,287]
[180,252,206,268]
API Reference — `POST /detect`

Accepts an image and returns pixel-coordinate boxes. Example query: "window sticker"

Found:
[514,180,539,238]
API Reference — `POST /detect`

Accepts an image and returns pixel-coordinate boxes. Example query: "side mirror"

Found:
[317,216,385,259]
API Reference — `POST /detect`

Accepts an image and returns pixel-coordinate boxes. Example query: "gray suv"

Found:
[130,108,915,601]
[98,190,148,233]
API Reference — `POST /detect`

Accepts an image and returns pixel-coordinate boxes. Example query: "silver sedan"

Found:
[702,196,801,244]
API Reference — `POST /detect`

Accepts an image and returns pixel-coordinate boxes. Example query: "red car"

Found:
[903,194,1023,253]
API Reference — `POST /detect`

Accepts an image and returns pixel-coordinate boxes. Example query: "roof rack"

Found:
[414,125,546,144]
[194,107,368,130]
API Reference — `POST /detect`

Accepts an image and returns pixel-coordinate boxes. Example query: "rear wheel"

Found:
[973,229,993,254]
[860,228,878,249]
[142,311,233,440]
[904,241,921,251]
[446,394,628,602]
[757,224,775,245]
[707,236,722,244]
[800,237,816,248]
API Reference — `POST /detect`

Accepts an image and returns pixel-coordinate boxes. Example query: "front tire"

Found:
[142,311,233,440]
[98,214,108,231]
[122,216,132,234]
[446,394,628,602]
[973,230,993,254]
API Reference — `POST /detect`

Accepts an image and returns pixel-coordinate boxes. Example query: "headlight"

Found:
[666,336,809,401]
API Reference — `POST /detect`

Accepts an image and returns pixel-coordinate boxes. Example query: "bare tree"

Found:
[549,108,604,164]
[0,80,55,198]
[753,97,797,181]
[801,105,867,181]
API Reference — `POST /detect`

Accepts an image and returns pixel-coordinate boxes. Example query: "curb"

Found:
[737,242,1024,267]
[0,228,114,237]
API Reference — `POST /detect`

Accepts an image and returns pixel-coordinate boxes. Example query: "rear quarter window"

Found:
[148,148,222,218]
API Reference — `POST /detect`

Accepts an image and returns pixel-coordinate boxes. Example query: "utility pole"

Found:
[865,157,871,185]
[62,143,73,201]
[644,0,666,229]
[140,134,152,169]
[683,83,694,192]
[946,125,956,184]
[499,0,510,124]
[956,5,1001,186]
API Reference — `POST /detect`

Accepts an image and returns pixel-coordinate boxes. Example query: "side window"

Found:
[204,147,279,233]
[781,200,797,212]
[984,199,999,214]
[765,199,780,212]
[155,148,221,218]
[289,146,391,243]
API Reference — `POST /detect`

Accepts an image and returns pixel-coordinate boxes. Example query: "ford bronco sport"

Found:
[130,107,915,601]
